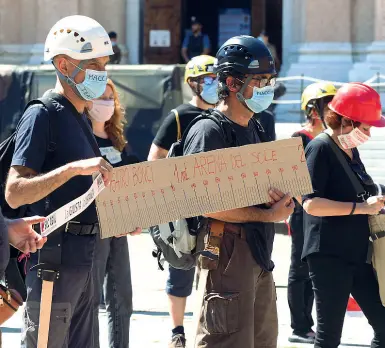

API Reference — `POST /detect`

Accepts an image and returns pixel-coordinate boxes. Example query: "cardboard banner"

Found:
[96,137,313,238]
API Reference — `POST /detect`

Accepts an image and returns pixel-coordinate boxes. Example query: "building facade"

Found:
[1,0,385,120]
[0,0,141,64]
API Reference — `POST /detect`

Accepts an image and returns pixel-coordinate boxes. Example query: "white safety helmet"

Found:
[44,15,114,61]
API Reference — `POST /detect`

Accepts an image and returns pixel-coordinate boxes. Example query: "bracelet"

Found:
[349,202,357,215]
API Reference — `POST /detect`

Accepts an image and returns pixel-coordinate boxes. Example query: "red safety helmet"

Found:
[328,82,385,127]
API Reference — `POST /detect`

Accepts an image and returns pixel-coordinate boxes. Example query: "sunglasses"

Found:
[201,76,217,85]
[249,76,277,88]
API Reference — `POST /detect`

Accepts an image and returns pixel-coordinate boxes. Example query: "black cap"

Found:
[214,35,276,75]
[191,16,201,25]
[108,31,117,39]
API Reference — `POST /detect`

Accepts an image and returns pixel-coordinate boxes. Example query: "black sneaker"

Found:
[288,331,315,344]
[169,334,186,348]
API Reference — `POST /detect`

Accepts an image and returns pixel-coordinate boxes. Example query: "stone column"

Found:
[349,0,385,82]
[125,0,141,64]
[276,0,353,121]
[284,0,353,81]
[94,0,128,63]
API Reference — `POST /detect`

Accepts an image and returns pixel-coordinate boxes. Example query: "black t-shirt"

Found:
[254,110,276,141]
[153,103,204,150]
[302,135,376,264]
[95,136,140,168]
[183,111,276,272]
[87,137,140,219]
[11,94,98,266]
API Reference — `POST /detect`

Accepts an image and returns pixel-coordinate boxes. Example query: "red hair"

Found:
[325,110,361,130]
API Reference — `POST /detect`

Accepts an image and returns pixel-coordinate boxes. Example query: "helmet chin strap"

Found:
[236,75,253,111]
[52,60,86,100]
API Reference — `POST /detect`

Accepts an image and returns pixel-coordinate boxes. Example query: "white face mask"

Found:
[337,122,370,149]
[88,100,115,122]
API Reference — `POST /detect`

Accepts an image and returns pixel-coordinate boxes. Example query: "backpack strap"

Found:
[171,109,182,141]
[179,108,237,150]
[250,117,269,143]
[22,96,60,154]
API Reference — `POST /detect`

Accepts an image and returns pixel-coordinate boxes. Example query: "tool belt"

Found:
[199,219,243,271]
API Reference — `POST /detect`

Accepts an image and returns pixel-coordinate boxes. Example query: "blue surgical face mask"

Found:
[66,61,108,101]
[200,76,219,105]
[244,86,274,113]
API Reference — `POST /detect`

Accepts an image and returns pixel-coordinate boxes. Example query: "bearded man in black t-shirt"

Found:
[148,55,219,348]
[183,36,294,348]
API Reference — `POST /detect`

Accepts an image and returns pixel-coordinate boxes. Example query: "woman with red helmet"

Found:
[288,81,337,344]
[302,82,385,348]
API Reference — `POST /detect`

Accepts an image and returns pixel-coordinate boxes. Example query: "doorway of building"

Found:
[181,0,282,64]
[265,0,283,65]
[181,0,252,62]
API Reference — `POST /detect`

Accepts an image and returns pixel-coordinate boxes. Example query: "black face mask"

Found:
[192,29,199,34]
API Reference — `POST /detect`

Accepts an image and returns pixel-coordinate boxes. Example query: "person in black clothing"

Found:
[4,16,140,348]
[148,54,218,159]
[148,55,218,348]
[254,109,276,141]
[302,82,385,348]
[288,82,337,344]
[108,31,122,64]
[184,36,294,348]
[88,79,141,348]
[181,17,211,63]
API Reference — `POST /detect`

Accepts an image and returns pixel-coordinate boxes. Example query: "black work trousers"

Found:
[308,253,385,348]
[287,214,314,333]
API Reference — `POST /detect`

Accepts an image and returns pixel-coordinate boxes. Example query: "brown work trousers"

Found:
[195,231,278,348]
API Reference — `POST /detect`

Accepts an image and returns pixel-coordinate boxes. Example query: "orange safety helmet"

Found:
[328,82,385,127]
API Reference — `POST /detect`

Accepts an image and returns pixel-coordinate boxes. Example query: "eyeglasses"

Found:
[250,76,277,88]
[237,76,277,89]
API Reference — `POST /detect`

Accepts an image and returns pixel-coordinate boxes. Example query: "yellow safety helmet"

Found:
[184,55,216,83]
[301,82,337,111]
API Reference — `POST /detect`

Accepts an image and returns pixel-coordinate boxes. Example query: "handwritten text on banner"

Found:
[96,137,313,238]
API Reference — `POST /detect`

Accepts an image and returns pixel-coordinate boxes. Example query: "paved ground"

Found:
[1,234,374,348]
[2,122,382,347]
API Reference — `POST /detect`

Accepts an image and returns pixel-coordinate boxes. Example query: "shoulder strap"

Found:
[171,109,182,141]
[250,117,269,143]
[71,113,101,156]
[179,109,236,149]
[39,97,59,152]
[31,92,101,157]
[317,133,366,198]
[297,129,315,141]
[22,97,59,153]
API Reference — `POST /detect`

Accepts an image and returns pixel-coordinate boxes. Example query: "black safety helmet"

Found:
[214,35,276,75]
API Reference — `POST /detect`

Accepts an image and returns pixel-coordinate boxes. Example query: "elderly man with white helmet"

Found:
[5,15,140,348]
